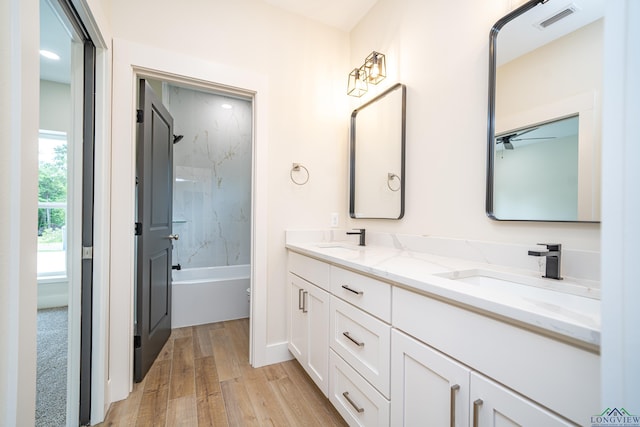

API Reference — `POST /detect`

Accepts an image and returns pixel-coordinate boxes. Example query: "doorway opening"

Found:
[165,82,253,326]
[37,0,95,424]
[134,76,253,382]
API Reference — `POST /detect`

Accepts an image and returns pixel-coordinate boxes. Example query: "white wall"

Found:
[601,0,640,409]
[107,0,350,400]
[106,0,603,403]
[40,80,71,132]
[0,0,39,424]
[348,0,600,250]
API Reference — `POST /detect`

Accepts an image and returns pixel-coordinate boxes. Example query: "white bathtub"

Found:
[172,264,250,328]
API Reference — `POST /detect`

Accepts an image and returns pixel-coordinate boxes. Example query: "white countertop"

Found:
[286,239,601,349]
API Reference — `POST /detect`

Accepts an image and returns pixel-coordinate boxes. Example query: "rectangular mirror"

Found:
[487,0,603,222]
[349,83,406,219]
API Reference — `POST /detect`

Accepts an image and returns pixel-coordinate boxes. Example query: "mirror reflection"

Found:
[495,115,578,220]
[487,0,603,222]
[350,83,406,219]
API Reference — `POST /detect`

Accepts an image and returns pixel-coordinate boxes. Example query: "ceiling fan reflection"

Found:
[496,127,556,150]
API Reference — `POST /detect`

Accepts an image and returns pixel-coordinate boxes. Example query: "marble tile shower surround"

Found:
[285,229,600,285]
[166,85,251,269]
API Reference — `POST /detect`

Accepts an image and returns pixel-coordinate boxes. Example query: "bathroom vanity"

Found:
[286,230,600,426]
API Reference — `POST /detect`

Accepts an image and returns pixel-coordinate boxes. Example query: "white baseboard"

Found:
[37,281,68,309]
[259,341,293,367]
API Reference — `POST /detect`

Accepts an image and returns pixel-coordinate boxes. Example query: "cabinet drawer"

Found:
[331,296,391,397]
[289,252,330,291]
[331,266,391,322]
[329,350,390,427]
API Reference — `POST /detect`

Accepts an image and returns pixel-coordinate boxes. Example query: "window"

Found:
[38,129,68,280]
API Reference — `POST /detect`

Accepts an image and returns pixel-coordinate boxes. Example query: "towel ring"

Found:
[387,172,401,192]
[291,163,310,185]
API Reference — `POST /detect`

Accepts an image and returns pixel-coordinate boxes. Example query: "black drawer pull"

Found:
[343,331,365,347]
[341,284,364,295]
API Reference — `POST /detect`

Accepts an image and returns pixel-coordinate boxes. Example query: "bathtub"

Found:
[172,264,250,328]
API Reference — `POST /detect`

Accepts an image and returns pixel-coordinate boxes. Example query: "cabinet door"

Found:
[288,273,307,361]
[391,330,470,427]
[306,282,330,396]
[470,373,576,427]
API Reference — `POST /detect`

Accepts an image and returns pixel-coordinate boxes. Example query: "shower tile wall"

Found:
[165,85,252,269]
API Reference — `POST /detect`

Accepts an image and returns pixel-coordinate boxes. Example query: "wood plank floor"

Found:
[96,319,347,427]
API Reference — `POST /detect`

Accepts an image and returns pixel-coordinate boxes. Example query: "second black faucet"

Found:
[528,243,563,280]
[346,228,366,246]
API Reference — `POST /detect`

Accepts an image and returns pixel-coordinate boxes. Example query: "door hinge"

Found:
[135,222,142,236]
[82,246,93,260]
[136,109,144,123]
[134,335,141,348]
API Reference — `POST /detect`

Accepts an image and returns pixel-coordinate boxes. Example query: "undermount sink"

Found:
[436,269,600,313]
[439,268,543,289]
[314,242,360,251]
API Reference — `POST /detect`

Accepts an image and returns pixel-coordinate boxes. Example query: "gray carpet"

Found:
[36,307,68,427]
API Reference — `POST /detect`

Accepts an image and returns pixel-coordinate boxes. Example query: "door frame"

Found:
[109,38,272,401]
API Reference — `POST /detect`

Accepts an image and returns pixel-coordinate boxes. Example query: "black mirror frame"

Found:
[349,83,407,220]
[486,0,552,221]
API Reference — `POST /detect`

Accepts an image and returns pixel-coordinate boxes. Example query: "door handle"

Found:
[298,288,304,310]
[473,399,483,427]
[450,384,460,427]
[166,234,179,240]
[302,291,308,313]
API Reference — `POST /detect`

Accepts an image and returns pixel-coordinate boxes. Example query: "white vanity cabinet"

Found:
[286,249,599,427]
[393,286,599,426]
[391,329,575,426]
[287,253,331,396]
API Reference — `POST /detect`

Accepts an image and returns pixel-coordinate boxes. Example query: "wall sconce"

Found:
[347,51,386,97]
[364,51,386,84]
[347,65,368,97]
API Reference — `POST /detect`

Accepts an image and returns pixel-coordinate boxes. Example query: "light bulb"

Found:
[370,62,380,79]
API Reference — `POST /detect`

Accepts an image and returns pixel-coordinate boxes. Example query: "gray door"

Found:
[134,79,174,382]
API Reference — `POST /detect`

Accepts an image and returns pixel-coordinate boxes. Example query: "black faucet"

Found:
[528,243,563,280]
[346,228,366,246]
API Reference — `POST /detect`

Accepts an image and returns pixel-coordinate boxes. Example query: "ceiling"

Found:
[498,0,605,66]
[262,0,378,32]
[40,0,378,85]
[40,0,72,84]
